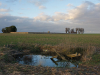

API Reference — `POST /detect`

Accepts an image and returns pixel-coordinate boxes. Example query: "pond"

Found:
[16,55,79,68]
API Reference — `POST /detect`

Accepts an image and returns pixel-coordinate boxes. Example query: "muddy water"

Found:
[17,55,79,68]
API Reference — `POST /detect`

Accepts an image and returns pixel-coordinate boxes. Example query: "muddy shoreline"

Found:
[0,62,100,75]
[0,44,100,75]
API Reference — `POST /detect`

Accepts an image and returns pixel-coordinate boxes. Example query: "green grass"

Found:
[0,33,100,47]
[89,53,100,65]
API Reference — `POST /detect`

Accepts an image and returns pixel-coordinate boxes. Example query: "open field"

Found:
[0,33,100,47]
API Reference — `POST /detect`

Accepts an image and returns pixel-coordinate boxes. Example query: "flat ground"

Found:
[0,33,100,46]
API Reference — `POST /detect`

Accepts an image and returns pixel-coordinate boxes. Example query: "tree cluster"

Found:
[2,25,17,33]
[76,28,84,34]
[65,28,84,34]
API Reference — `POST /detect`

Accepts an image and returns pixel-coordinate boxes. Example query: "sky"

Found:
[0,0,100,33]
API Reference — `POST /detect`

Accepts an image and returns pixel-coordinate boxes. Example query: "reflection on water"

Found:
[17,55,79,68]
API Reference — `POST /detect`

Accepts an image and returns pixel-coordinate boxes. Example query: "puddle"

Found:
[16,55,79,68]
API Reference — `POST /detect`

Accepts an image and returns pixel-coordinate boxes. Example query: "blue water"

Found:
[17,55,78,68]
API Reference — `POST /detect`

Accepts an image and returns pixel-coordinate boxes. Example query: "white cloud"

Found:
[53,12,69,21]
[0,14,66,33]
[0,12,100,33]
[33,1,100,22]
[34,12,53,21]
[32,1,100,33]
[28,0,47,9]
[0,8,11,12]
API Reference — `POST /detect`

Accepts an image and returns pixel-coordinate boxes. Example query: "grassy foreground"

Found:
[0,33,100,75]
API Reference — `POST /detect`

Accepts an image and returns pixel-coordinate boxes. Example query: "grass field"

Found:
[0,33,100,47]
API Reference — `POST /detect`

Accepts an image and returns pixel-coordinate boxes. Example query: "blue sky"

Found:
[0,0,100,33]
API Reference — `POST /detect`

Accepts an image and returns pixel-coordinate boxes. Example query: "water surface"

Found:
[17,55,79,68]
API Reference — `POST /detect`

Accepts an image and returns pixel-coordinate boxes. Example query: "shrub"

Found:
[30,46,42,53]
[3,54,16,63]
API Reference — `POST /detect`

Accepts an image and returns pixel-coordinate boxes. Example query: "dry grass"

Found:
[10,32,28,34]
[81,46,96,62]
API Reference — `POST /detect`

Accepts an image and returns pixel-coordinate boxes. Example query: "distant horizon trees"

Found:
[2,25,17,33]
[65,28,84,34]
[76,28,84,34]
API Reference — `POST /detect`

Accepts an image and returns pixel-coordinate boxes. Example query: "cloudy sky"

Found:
[0,0,100,33]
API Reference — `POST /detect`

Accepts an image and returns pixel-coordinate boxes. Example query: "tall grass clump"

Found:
[8,42,43,53]
[81,46,96,62]
[30,45,42,53]
[51,43,97,62]
[2,54,16,63]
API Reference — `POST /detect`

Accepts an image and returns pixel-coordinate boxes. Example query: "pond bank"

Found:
[0,44,100,75]
[0,62,100,75]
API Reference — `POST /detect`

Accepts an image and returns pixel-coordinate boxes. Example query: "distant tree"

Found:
[10,25,17,32]
[71,28,74,33]
[6,27,11,33]
[66,27,84,34]
[2,25,17,33]
[76,28,79,34]
[65,28,68,33]
[76,28,78,33]
[67,28,70,33]
[82,28,84,34]
[76,28,84,34]
[2,28,6,33]
[65,28,70,33]
[48,31,50,33]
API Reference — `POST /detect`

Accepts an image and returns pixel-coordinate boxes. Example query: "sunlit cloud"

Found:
[33,1,100,22]
[0,8,11,12]
[34,12,53,21]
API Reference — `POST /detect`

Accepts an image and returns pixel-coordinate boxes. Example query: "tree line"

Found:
[65,28,84,34]
[2,25,17,33]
